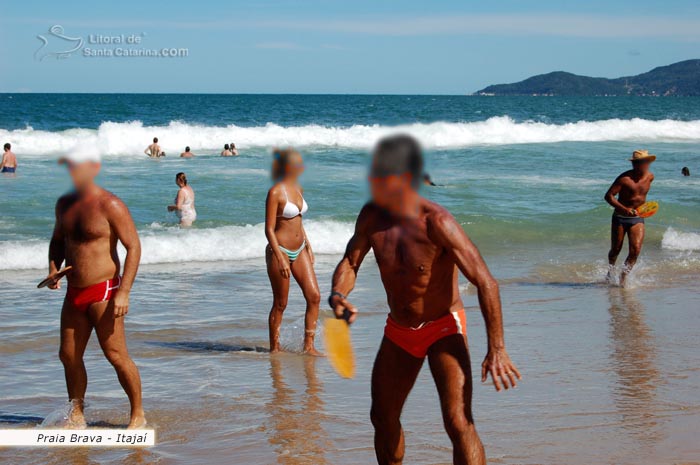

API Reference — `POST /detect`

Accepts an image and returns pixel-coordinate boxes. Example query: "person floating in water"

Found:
[329,135,521,465]
[423,172,436,186]
[180,146,195,158]
[229,142,239,156]
[1,142,18,174]
[221,144,234,157]
[45,147,146,429]
[144,137,163,158]
[168,172,197,227]
[265,148,321,355]
[681,167,690,177]
[604,149,656,286]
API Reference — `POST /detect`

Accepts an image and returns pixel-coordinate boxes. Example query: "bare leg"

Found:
[428,334,485,465]
[266,246,290,353]
[89,300,146,429]
[607,219,625,282]
[290,248,322,355]
[59,300,92,428]
[621,222,645,287]
[371,337,424,465]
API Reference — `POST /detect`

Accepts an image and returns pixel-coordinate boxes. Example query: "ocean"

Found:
[1,94,699,464]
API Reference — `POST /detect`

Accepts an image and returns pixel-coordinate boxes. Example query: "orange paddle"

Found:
[37,266,73,289]
[324,310,355,379]
[636,201,659,219]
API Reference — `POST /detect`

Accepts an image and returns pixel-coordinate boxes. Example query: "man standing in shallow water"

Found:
[604,150,656,286]
[45,147,146,429]
[330,135,521,465]
[1,142,18,173]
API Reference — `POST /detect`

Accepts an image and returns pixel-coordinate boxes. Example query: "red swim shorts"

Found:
[384,309,467,359]
[66,276,121,312]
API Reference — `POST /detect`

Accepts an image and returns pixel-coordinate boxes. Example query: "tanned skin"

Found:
[1,145,18,171]
[330,175,520,465]
[604,159,654,286]
[46,161,145,428]
[264,150,321,355]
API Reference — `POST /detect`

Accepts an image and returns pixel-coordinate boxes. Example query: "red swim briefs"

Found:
[384,309,467,359]
[66,276,121,312]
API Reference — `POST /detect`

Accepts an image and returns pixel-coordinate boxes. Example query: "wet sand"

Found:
[1,253,699,465]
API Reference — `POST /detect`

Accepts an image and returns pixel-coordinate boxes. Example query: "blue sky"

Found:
[1,0,699,94]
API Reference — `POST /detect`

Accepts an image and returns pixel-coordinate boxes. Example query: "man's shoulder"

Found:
[423,198,454,225]
[97,189,127,211]
[56,192,77,209]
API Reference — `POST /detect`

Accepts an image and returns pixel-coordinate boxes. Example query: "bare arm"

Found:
[329,205,373,323]
[265,187,291,279]
[167,189,183,211]
[604,176,635,215]
[106,197,141,317]
[47,198,66,289]
[430,210,521,391]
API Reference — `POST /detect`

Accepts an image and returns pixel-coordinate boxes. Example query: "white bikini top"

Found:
[279,185,308,219]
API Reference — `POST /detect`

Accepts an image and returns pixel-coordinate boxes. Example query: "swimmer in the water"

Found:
[1,143,18,174]
[168,172,197,227]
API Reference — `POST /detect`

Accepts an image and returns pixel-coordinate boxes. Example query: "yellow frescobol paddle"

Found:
[324,310,355,379]
[636,201,659,218]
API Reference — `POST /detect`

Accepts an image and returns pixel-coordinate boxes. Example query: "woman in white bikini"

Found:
[265,148,321,355]
[168,172,197,227]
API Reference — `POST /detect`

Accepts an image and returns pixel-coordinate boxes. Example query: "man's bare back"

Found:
[2,150,17,167]
[145,143,161,158]
[358,200,463,326]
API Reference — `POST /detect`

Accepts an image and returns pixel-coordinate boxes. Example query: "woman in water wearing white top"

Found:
[168,172,197,227]
[265,148,321,355]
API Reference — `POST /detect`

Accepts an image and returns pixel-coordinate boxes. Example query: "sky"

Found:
[1,0,699,94]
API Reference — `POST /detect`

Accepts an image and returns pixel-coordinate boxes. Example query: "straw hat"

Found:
[629,149,656,162]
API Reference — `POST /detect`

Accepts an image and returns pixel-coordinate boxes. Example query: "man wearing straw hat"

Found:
[604,149,656,286]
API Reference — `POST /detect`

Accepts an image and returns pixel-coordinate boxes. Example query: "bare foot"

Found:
[127,412,147,429]
[303,347,325,357]
[66,400,87,429]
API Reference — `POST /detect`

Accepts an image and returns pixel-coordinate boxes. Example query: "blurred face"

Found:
[67,161,100,191]
[285,153,305,180]
[369,173,415,213]
[632,159,652,173]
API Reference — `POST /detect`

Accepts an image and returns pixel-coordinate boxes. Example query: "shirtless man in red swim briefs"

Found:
[330,135,521,465]
[45,147,146,429]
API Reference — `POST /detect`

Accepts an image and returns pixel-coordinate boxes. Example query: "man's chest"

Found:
[369,223,440,275]
[62,204,110,242]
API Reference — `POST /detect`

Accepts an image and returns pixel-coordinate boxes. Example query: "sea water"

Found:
[1,94,699,464]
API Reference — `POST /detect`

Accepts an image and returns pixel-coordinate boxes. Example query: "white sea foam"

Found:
[3,116,700,158]
[0,220,354,271]
[661,227,700,251]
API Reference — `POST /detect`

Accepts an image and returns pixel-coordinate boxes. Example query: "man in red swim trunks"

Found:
[330,135,520,465]
[45,147,146,429]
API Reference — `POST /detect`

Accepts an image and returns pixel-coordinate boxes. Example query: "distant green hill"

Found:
[476,60,700,96]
